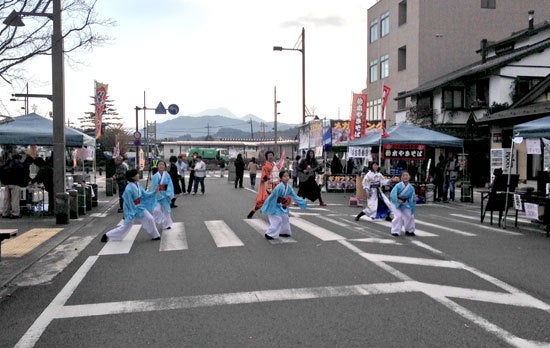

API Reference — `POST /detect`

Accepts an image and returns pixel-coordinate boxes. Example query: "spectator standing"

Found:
[443,152,458,202]
[168,156,182,208]
[219,159,226,178]
[192,155,207,195]
[346,157,356,174]
[291,155,301,188]
[176,154,188,195]
[113,156,129,213]
[30,157,54,215]
[247,157,258,189]
[330,154,343,174]
[297,149,327,206]
[433,155,445,202]
[234,153,245,189]
[187,152,198,193]
[0,154,25,218]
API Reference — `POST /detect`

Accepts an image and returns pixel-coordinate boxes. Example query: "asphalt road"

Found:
[2,175,550,347]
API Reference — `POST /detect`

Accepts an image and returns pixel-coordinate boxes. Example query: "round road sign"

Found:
[168,104,179,115]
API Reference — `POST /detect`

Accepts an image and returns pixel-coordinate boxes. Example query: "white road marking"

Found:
[361,220,439,237]
[243,218,297,244]
[450,214,522,235]
[160,222,187,251]
[89,213,109,218]
[415,218,476,236]
[98,224,141,255]
[204,220,244,247]
[315,214,351,227]
[289,217,346,241]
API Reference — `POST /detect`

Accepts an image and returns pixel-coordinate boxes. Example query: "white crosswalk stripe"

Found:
[243,218,297,244]
[98,224,140,255]
[204,220,244,247]
[290,217,346,241]
[159,222,187,251]
[357,219,439,237]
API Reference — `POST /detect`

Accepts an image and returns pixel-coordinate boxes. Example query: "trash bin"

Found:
[68,189,78,219]
[76,185,86,215]
[55,192,70,225]
[91,183,98,207]
[461,181,473,203]
[425,183,435,203]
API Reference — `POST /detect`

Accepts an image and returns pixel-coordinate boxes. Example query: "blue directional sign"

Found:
[168,104,179,115]
[133,139,141,146]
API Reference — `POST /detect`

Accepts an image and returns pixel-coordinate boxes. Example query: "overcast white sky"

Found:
[1,0,377,128]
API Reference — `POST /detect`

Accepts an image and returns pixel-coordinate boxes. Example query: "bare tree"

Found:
[0,0,115,84]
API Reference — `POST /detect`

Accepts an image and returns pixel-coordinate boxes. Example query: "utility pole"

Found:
[274,86,280,150]
[249,118,254,139]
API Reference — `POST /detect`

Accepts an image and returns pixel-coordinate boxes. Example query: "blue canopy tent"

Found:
[348,123,463,148]
[513,115,550,139]
[0,113,95,147]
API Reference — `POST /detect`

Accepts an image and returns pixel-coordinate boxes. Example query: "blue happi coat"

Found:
[122,181,157,224]
[150,170,175,212]
[261,182,307,215]
[390,181,416,214]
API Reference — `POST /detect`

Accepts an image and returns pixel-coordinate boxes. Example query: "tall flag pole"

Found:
[381,85,391,138]
[94,80,109,139]
[349,93,368,140]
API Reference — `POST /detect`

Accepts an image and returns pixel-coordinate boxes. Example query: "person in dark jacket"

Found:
[1,154,25,218]
[330,154,343,174]
[168,156,182,207]
[31,157,54,215]
[234,153,245,188]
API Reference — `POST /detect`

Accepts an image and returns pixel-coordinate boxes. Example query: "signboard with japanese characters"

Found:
[347,146,372,159]
[382,144,426,160]
[326,174,357,192]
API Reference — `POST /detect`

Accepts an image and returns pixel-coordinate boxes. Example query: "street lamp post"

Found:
[274,86,280,150]
[273,27,305,125]
[3,1,66,213]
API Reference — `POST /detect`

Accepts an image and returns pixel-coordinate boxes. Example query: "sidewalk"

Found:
[0,172,119,296]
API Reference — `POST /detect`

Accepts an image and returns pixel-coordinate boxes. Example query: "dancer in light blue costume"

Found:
[150,160,174,230]
[390,170,416,237]
[262,170,307,240]
[101,169,161,242]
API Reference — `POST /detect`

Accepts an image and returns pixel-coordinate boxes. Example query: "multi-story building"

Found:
[364,0,550,127]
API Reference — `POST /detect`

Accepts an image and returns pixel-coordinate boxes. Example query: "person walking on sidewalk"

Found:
[247,157,258,189]
[150,160,174,230]
[261,170,307,240]
[101,169,161,242]
[30,157,54,215]
[234,153,245,188]
[389,170,416,237]
[113,156,128,213]
[192,155,207,195]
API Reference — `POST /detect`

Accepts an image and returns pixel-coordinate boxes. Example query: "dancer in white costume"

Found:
[101,169,161,242]
[355,162,393,221]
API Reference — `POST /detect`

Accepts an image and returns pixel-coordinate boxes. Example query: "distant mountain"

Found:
[155,112,300,141]
[189,107,236,118]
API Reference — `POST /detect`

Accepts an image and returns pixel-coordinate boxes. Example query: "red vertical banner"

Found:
[95,81,109,139]
[349,93,368,140]
[381,85,391,138]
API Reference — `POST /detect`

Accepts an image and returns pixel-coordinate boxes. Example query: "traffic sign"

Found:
[133,131,141,139]
[168,104,179,115]
[133,139,141,146]
[155,102,167,114]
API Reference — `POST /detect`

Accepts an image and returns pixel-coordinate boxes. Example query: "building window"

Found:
[397,92,406,110]
[398,1,407,26]
[370,19,378,43]
[397,46,406,71]
[466,80,489,108]
[380,55,389,79]
[443,88,464,110]
[369,59,378,83]
[481,0,496,9]
[416,96,433,118]
[381,12,390,37]
[368,98,382,121]
[514,76,543,103]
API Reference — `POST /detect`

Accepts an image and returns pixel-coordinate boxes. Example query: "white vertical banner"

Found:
[526,138,541,155]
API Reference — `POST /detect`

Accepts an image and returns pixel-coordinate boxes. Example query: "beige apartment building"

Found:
[364,0,550,126]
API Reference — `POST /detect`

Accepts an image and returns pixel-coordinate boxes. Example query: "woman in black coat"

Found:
[234,153,245,188]
[168,156,182,207]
